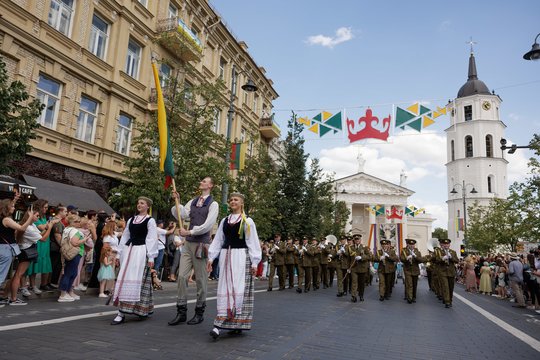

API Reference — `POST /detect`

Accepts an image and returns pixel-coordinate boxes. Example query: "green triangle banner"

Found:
[419,105,431,116]
[407,118,422,132]
[325,111,342,130]
[395,107,416,127]
[319,124,333,137]
[312,113,322,123]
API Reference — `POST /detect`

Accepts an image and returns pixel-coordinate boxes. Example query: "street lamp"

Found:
[221,65,258,207]
[523,33,540,61]
[450,180,477,250]
[500,138,531,154]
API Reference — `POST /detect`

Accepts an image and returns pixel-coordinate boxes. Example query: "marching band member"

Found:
[434,238,459,308]
[374,239,398,301]
[400,238,425,304]
[349,234,372,302]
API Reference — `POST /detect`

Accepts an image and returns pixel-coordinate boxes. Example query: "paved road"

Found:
[1,277,539,359]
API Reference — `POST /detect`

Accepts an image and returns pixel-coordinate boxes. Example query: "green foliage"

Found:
[431,227,448,240]
[0,57,43,173]
[109,69,228,219]
[234,142,280,240]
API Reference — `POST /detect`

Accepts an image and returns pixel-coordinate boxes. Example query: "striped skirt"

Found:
[214,249,254,330]
[117,266,154,317]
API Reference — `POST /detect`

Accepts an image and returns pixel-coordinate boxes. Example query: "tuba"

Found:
[325,235,337,245]
[426,238,440,253]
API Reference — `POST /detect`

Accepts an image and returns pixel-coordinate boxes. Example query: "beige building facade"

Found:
[0,0,280,199]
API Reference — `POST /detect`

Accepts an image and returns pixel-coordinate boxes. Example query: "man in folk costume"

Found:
[434,238,459,308]
[207,193,261,340]
[349,234,372,302]
[169,177,219,326]
[374,239,398,301]
[400,238,425,304]
[111,196,158,325]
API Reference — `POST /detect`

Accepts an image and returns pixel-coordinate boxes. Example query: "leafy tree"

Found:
[109,68,227,219]
[431,227,448,239]
[276,112,308,237]
[234,142,280,240]
[0,57,43,173]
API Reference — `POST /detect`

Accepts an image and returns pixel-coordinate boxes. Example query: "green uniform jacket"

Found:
[310,244,321,267]
[285,244,295,265]
[320,244,331,265]
[434,247,458,277]
[300,244,313,267]
[273,241,287,266]
[400,248,425,276]
[374,249,398,273]
[348,244,372,273]
[336,244,350,270]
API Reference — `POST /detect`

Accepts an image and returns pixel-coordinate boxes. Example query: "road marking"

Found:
[0,289,269,332]
[454,293,540,353]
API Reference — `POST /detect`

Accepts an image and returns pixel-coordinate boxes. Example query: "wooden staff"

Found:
[171,178,183,229]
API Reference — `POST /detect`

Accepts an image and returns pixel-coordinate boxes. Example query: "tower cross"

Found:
[466,37,477,54]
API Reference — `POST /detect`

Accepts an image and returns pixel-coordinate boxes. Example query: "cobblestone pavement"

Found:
[1,277,539,359]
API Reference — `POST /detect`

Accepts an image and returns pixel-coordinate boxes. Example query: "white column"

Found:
[345,203,353,234]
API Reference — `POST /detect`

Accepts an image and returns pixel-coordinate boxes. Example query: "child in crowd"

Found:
[97,245,115,298]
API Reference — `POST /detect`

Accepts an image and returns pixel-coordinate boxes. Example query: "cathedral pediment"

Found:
[336,172,414,197]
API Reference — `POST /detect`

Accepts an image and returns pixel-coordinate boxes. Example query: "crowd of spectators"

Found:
[456,250,540,312]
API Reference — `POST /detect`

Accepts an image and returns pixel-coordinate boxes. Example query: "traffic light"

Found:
[460,244,466,257]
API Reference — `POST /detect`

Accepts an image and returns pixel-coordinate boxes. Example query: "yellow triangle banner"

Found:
[298,117,311,126]
[322,111,332,121]
[423,116,435,127]
[407,103,419,115]
[308,123,319,134]
[432,111,440,119]
[437,106,447,115]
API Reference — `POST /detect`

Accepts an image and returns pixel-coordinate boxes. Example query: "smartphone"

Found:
[29,204,33,213]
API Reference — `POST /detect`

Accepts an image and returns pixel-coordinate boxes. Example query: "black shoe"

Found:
[210,328,220,340]
[379,296,384,301]
[407,299,413,304]
[279,287,285,291]
[445,304,450,308]
[412,298,416,303]
[323,285,328,289]
[187,304,206,325]
[360,297,364,302]
[384,296,390,300]
[351,296,357,303]
[267,287,272,291]
[296,288,302,293]
[304,289,309,293]
[168,305,188,325]
[228,329,242,335]
[110,316,125,325]
[336,292,344,297]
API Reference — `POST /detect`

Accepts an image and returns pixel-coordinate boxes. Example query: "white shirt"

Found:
[171,197,219,237]
[20,224,42,250]
[117,216,158,261]
[103,234,119,253]
[156,228,167,250]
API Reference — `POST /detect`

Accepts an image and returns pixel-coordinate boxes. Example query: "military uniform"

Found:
[319,240,331,288]
[400,238,425,303]
[297,240,313,292]
[285,240,296,289]
[434,238,459,308]
[310,240,321,290]
[273,239,287,290]
[374,239,398,301]
[349,237,372,302]
[336,238,350,296]
[327,244,338,287]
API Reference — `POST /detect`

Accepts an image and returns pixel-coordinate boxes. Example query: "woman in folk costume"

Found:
[207,193,261,340]
[110,196,158,325]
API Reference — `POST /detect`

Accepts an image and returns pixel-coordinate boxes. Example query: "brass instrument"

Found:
[426,238,440,253]
[325,235,337,245]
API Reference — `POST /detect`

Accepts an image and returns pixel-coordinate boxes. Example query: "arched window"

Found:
[465,136,473,158]
[451,140,455,161]
[486,135,493,157]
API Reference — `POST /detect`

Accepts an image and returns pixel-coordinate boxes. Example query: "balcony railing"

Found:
[259,115,281,139]
[156,17,203,62]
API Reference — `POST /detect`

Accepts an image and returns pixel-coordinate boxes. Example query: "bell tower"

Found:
[445,51,508,253]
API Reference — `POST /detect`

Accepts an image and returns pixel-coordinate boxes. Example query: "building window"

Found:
[183,81,193,109]
[168,3,178,18]
[89,14,109,60]
[75,96,98,143]
[48,0,74,36]
[464,105,472,121]
[125,39,142,79]
[253,94,259,114]
[219,57,225,80]
[465,136,473,158]
[240,127,246,143]
[37,75,62,129]
[213,110,221,134]
[451,140,455,161]
[485,135,493,157]
[248,140,253,156]
[487,176,493,193]
[160,63,172,89]
[115,114,132,155]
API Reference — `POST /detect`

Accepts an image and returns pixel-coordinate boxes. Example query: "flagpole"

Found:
[171,178,183,229]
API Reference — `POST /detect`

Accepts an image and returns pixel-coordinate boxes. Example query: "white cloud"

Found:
[506,149,531,184]
[306,27,354,48]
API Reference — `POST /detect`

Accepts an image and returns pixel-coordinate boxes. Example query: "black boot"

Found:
[168,305,187,326]
[351,296,357,303]
[187,303,206,325]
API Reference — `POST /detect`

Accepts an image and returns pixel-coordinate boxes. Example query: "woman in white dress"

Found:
[207,193,261,340]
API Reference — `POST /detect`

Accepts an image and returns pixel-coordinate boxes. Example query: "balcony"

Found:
[259,116,281,139]
[156,17,203,62]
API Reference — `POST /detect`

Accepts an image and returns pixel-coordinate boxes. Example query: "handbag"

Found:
[22,244,38,260]
[61,228,81,261]
[1,236,21,256]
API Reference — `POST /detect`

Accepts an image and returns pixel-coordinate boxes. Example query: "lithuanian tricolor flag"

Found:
[151,60,174,189]
[230,142,247,170]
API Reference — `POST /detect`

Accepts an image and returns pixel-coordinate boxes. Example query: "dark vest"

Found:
[222,217,247,249]
[186,196,213,244]
[126,217,151,246]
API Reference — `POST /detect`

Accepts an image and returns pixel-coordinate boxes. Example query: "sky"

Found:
[209,0,539,230]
